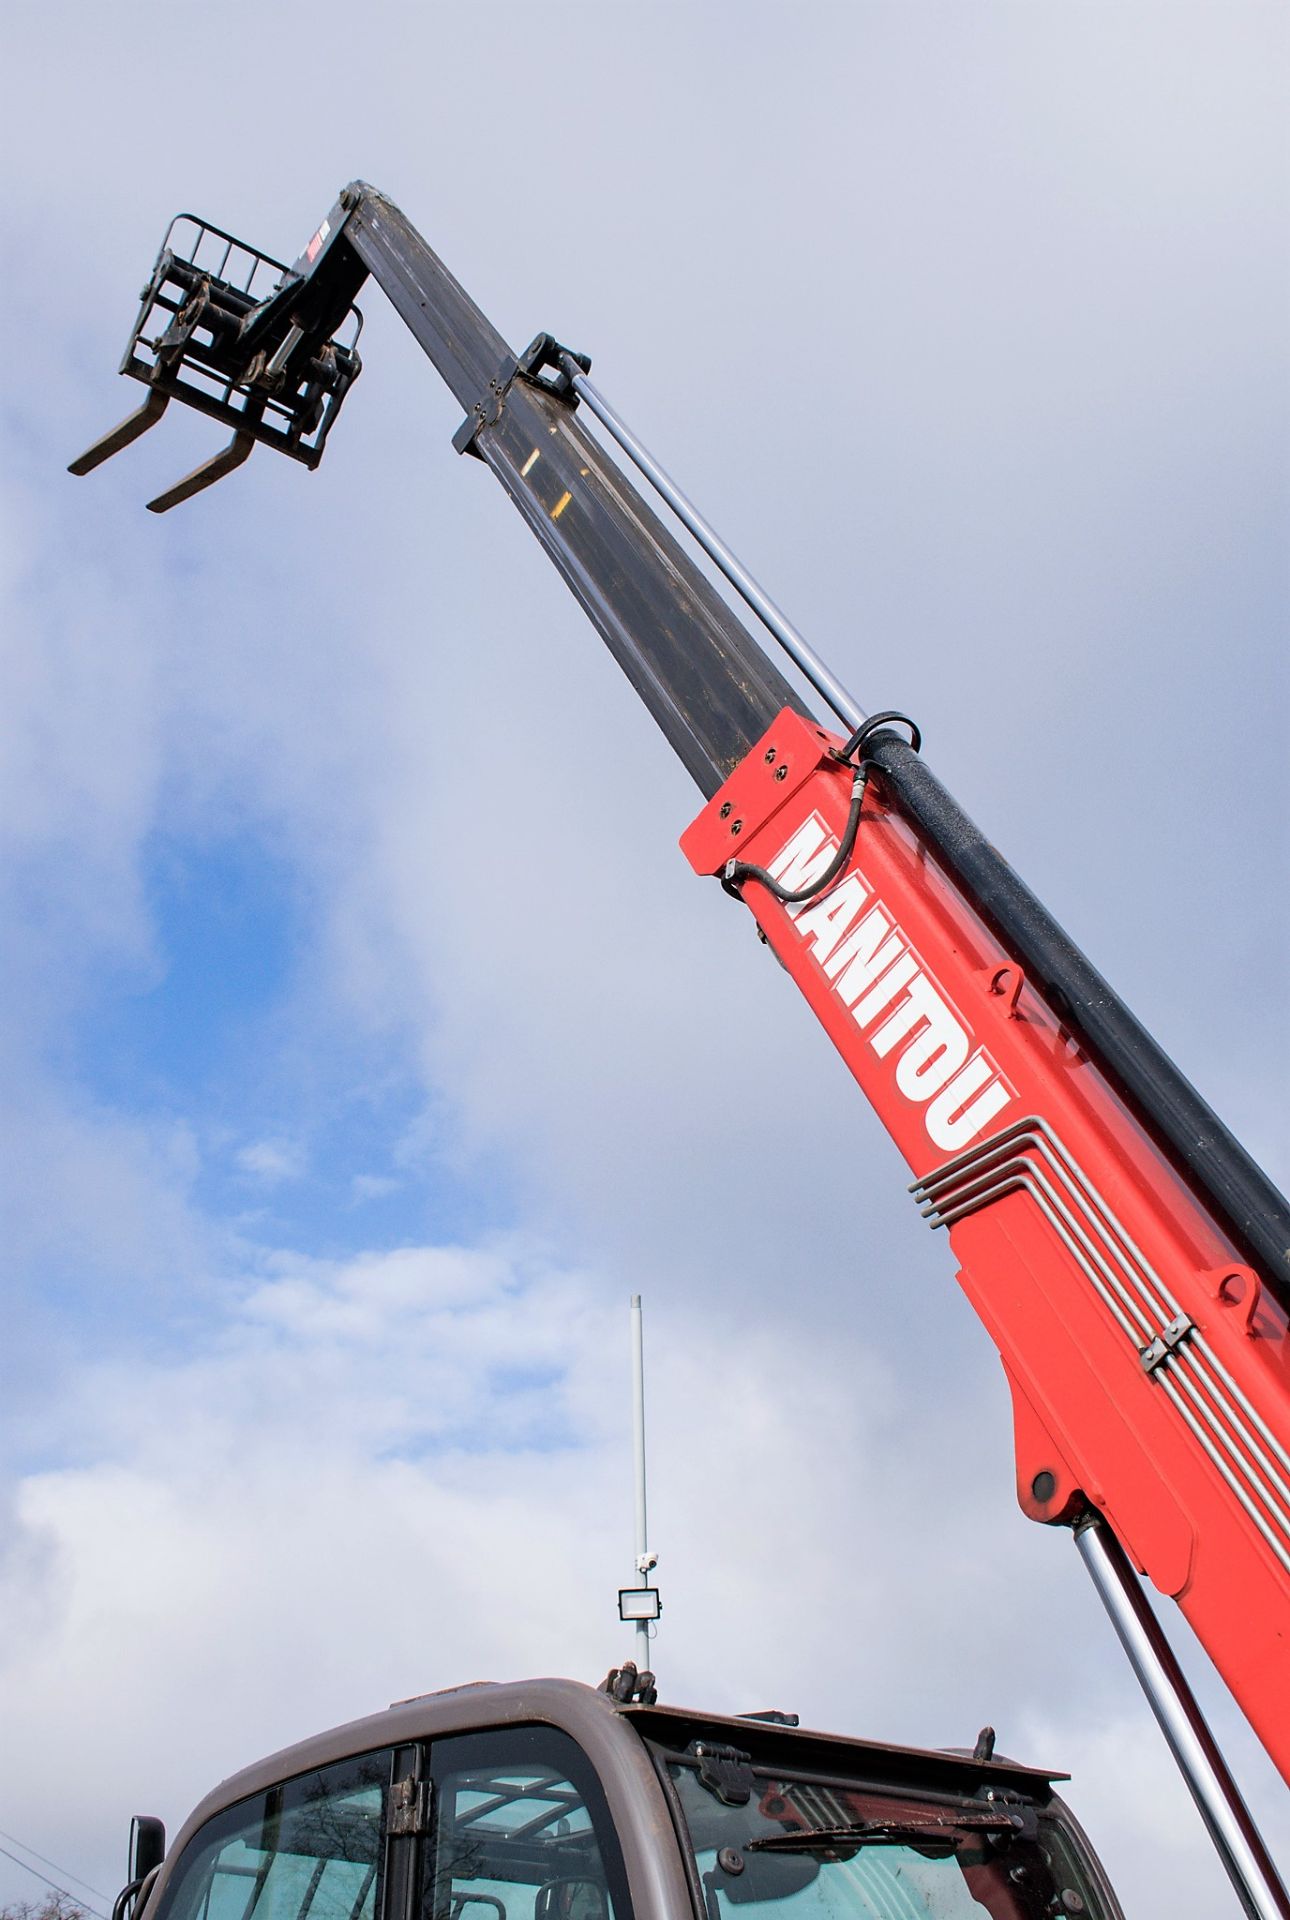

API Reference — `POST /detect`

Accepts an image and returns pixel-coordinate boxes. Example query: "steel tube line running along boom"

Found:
[71,182,1290,1915]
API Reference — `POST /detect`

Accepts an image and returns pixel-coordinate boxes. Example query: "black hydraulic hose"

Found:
[723,767,868,905]
[722,714,919,905]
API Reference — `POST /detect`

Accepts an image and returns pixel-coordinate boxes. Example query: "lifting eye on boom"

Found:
[68,212,363,512]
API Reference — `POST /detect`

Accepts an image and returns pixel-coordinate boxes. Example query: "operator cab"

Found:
[118,1680,1120,1920]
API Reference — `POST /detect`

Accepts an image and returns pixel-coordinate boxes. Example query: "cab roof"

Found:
[177,1676,1065,1842]
[618,1696,1066,1794]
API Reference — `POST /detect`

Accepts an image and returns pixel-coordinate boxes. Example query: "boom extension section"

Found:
[72,183,1290,1914]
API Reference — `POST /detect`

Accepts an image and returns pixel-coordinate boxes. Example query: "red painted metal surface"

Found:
[682,709,1290,1785]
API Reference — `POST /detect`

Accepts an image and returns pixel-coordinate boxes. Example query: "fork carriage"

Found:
[69,212,363,510]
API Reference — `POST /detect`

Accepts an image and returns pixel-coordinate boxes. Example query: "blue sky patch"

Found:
[69,828,519,1264]
[74,830,301,1105]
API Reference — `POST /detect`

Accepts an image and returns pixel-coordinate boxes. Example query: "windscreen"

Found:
[666,1760,1110,1920]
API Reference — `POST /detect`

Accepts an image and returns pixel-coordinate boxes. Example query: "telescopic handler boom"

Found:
[72,182,1290,1920]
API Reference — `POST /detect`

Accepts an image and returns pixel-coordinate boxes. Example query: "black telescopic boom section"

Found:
[339,185,808,797]
[330,185,1290,1295]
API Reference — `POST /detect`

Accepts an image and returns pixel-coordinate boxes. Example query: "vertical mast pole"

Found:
[631,1293,652,1671]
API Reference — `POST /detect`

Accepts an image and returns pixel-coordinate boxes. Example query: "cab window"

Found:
[665,1759,1111,1920]
[428,1728,632,1920]
[152,1751,390,1920]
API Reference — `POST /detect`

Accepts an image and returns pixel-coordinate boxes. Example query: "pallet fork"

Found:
[69,212,363,511]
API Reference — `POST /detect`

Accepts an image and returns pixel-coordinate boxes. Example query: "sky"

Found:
[1,4,1287,1919]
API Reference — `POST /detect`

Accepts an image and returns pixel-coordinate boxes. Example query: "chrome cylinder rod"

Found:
[1074,1515,1290,1920]
[562,358,866,732]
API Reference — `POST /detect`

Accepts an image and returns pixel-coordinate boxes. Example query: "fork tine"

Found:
[68,388,170,476]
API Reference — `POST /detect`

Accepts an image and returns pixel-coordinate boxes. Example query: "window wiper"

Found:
[744,1810,1024,1857]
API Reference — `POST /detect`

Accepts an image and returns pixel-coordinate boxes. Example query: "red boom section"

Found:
[682,709,1290,1784]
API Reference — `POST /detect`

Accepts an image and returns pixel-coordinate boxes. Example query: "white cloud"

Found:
[350,1172,399,1203]
[234,1137,307,1185]
[0,1239,995,1878]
